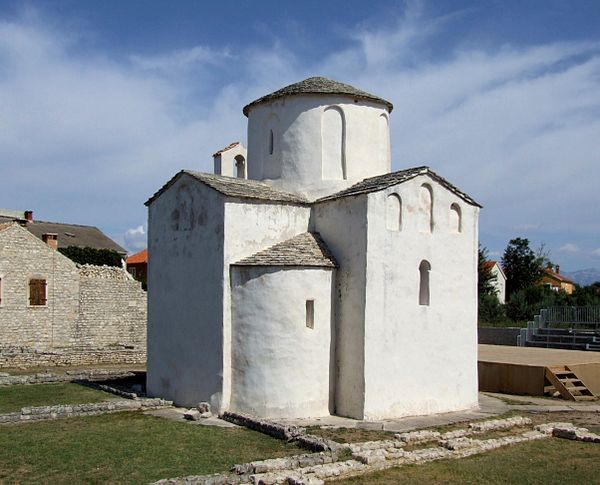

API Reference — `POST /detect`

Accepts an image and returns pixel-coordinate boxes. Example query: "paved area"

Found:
[145,392,598,430]
[479,344,600,366]
[144,407,238,427]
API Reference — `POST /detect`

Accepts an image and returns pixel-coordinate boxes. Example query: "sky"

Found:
[0,0,599,271]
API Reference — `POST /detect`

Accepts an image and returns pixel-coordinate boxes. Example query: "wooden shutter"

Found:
[29,279,47,306]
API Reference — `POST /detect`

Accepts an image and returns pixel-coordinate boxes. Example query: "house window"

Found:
[450,203,462,233]
[386,193,402,231]
[306,299,315,329]
[419,260,431,306]
[29,278,47,306]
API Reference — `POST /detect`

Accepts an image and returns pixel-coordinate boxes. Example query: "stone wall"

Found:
[0,347,145,369]
[76,265,147,350]
[0,224,147,368]
[478,327,521,346]
[0,224,80,349]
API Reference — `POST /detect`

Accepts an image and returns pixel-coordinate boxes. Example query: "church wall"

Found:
[229,266,333,418]
[247,95,390,199]
[313,195,368,420]
[222,201,311,410]
[146,175,226,409]
[362,175,479,419]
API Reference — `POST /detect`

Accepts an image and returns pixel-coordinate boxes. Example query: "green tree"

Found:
[478,245,497,297]
[58,246,123,267]
[501,238,545,299]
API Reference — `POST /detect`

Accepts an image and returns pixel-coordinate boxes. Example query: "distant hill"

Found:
[564,268,600,287]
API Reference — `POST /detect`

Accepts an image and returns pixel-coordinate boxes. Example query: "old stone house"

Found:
[0,209,128,259]
[0,222,146,367]
[146,77,480,420]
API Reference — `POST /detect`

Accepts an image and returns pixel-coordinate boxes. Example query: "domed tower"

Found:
[244,77,393,198]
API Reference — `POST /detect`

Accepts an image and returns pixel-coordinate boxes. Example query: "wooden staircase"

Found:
[544,366,597,401]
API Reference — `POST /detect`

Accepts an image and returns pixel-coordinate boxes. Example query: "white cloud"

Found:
[1,7,599,268]
[592,249,600,257]
[130,45,230,72]
[560,243,580,253]
[123,225,147,253]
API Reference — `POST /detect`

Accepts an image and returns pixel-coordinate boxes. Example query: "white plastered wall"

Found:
[213,144,248,179]
[146,175,226,409]
[490,264,506,303]
[230,266,333,418]
[247,95,391,199]
[313,196,368,419]
[222,201,311,411]
[362,175,479,419]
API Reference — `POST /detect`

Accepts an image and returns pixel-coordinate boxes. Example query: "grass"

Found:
[0,382,119,414]
[337,438,600,484]
[308,426,397,444]
[0,412,301,483]
[1,363,145,375]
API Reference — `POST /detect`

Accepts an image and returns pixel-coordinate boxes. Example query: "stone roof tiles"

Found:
[145,170,310,206]
[243,76,394,116]
[234,232,338,268]
[0,217,127,254]
[212,141,241,157]
[316,166,482,207]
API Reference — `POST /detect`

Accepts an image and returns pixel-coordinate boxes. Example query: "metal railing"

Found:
[544,306,600,326]
[519,306,600,347]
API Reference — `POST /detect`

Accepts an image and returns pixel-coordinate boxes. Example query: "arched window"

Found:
[378,114,390,168]
[386,193,402,231]
[264,113,281,178]
[322,106,346,180]
[234,155,246,179]
[450,203,462,233]
[419,260,431,306]
[419,184,434,233]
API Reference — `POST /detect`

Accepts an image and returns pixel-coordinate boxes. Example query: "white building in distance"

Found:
[146,77,481,420]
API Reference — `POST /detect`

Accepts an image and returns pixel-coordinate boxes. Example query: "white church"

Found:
[146,77,481,420]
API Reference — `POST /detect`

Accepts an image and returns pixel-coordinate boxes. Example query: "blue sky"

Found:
[1,0,599,271]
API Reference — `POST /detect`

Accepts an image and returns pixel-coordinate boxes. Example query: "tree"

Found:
[501,238,545,299]
[478,245,497,297]
[58,246,123,267]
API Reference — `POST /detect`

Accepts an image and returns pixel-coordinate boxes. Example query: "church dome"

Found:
[243,76,393,116]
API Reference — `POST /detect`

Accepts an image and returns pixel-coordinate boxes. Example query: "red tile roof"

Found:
[127,249,147,264]
[544,269,574,284]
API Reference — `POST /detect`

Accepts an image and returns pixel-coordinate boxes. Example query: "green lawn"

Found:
[338,438,600,484]
[0,382,118,414]
[0,412,300,483]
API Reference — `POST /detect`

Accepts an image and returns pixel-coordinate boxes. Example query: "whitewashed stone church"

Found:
[146,77,480,420]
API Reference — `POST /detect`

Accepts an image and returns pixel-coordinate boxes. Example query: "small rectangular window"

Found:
[306,300,314,329]
[29,278,47,306]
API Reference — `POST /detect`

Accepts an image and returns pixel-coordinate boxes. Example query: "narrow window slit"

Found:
[306,299,315,329]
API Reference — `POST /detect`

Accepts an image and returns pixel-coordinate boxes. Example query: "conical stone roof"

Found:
[243,76,393,116]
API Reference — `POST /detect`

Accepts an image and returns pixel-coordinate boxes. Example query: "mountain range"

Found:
[563,268,600,287]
